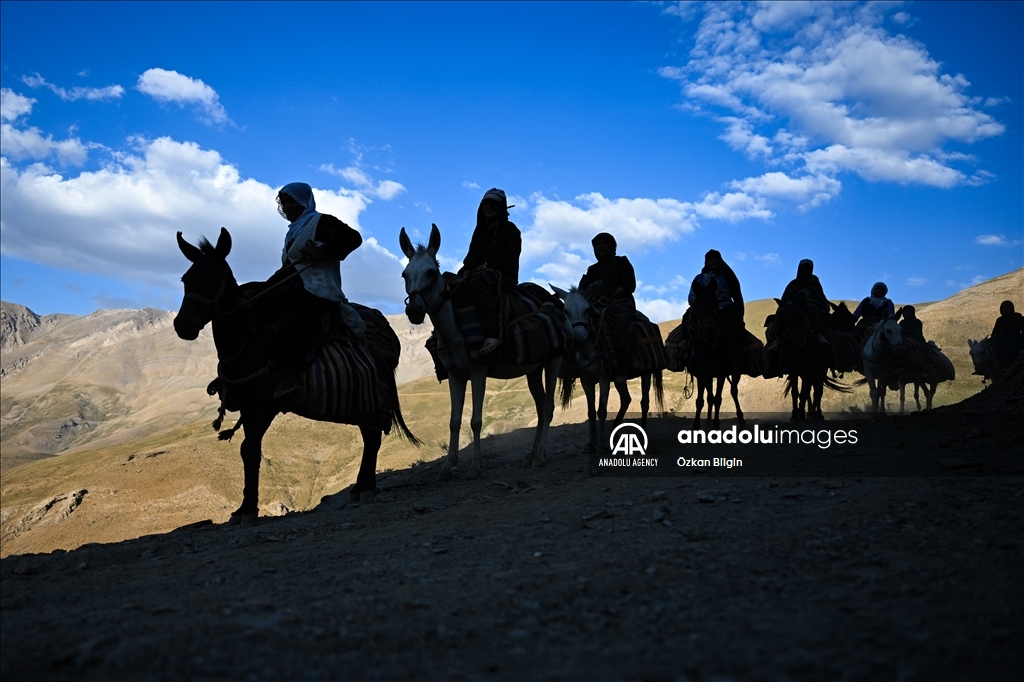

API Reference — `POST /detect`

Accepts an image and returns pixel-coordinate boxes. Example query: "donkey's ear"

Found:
[550,284,569,298]
[399,228,416,259]
[214,227,232,259]
[427,224,441,257]
[177,232,203,263]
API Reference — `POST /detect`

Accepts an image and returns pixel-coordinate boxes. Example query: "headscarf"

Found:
[280,182,320,255]
[868,281,890,307]
[796,259,814,280]
[1001,300,1016,316]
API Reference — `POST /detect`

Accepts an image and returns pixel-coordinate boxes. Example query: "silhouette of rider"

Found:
[686,249,745,352]
[578,232,636,385]
[852,282,895,330]
[896,304,925,344]
[779,259,831,343]
[267,182,364,399]
[991,300,1024,366]
[458,188,521,355]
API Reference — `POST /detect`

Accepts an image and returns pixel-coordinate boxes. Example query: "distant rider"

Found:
[852,282,895,331]
[990,300,1024,366]
[579,232,637,385]
[686,249,745,353]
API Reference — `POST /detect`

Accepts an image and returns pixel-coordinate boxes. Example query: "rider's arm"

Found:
[313,215,362,260]
[616,257,636,297]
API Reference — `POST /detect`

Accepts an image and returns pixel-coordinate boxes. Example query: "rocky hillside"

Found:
[0,302,434,471]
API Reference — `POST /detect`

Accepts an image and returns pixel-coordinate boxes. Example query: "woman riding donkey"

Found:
[265,182,367,399]
[686,249,745,354]
[578,232,637,389]
[457,188,522,356]
[851,281,895,340]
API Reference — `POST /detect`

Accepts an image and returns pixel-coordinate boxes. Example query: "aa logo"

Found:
[609,422,648,456]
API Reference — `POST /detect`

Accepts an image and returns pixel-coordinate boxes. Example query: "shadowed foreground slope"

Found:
[1,364,1021,681]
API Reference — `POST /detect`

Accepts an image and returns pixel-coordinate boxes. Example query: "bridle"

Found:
[404,265,450,316]
[182,268,230,317]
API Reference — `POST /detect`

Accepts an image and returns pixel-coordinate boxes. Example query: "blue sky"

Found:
[1,1,1021,321]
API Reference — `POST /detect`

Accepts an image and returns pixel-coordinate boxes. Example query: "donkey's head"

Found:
[398,224,442,325]
[878,318,903,351]
[174,227,236,340]
[551,285,590,347]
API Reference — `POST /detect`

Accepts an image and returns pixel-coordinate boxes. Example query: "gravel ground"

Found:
[2,368,1022,682]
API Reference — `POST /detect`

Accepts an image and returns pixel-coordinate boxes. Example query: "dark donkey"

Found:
[173,228,418,525]
[685,279,744,429]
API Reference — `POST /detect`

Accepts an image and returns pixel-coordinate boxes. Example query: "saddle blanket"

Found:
[447,274,568,366]
[597,311,666,376]
[664,323,689,373]
[291,340,389,423]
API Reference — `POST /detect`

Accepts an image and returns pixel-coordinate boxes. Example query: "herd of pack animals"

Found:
[172,185,1018,525]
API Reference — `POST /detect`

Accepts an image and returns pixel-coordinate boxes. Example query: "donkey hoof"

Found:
[436,469,453,482]
[532,459,547,469]
[465,468,481,480]
[582,443,596,455]
[230,512,258,527]
[359,489,376,502]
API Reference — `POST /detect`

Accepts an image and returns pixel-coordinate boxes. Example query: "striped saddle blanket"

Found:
[290,339,390,423]
[446,274,568,365]
[596,311,666,376]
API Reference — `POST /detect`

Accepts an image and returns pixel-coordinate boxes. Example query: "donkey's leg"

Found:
[232,408,275,525]
[597,376,612,452]
[467,367,488,479]
[730,373,744,426]
[352,424,382,501]
[525,367,544,467]
[789,374,800,422]
[613,378,632,426]
[711,376,725,428]
[639,373,651,429]
[440,374,468,481]
[582,376,598,453]
[924,382,936,411]
[531,357,560,468]
[693,376,705,429]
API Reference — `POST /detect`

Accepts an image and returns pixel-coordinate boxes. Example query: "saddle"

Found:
[592,309,666,377]
[446,273,569,366]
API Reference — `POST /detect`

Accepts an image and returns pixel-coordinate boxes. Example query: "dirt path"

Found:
[2,383,1022,681]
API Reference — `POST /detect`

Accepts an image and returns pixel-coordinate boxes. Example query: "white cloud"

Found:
[22,74,124,101]
[462,180,480,189]
[320,162,406,201]
[663,2,1005,188]
[731,171,841,209]
[1,89,89,165]
[975,234,1020,247]
[524,192,698,262]
[137,68,229,124]
[635,296,687,324]
[0,137,406,307]
[1,89,36,121]
[755,252,781,266]
[906,277,927,286]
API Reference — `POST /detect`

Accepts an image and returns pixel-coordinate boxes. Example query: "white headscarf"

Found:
[280,182,320,259]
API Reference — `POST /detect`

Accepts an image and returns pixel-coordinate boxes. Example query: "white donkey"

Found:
[859,319,905,416]
[552,285,663,453]
[399,225,563,479]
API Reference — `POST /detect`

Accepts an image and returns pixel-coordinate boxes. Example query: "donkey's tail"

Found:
[559,374,576,411]
[824,375,853,393]
[388,371,422,445]
[653,370,665,413]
